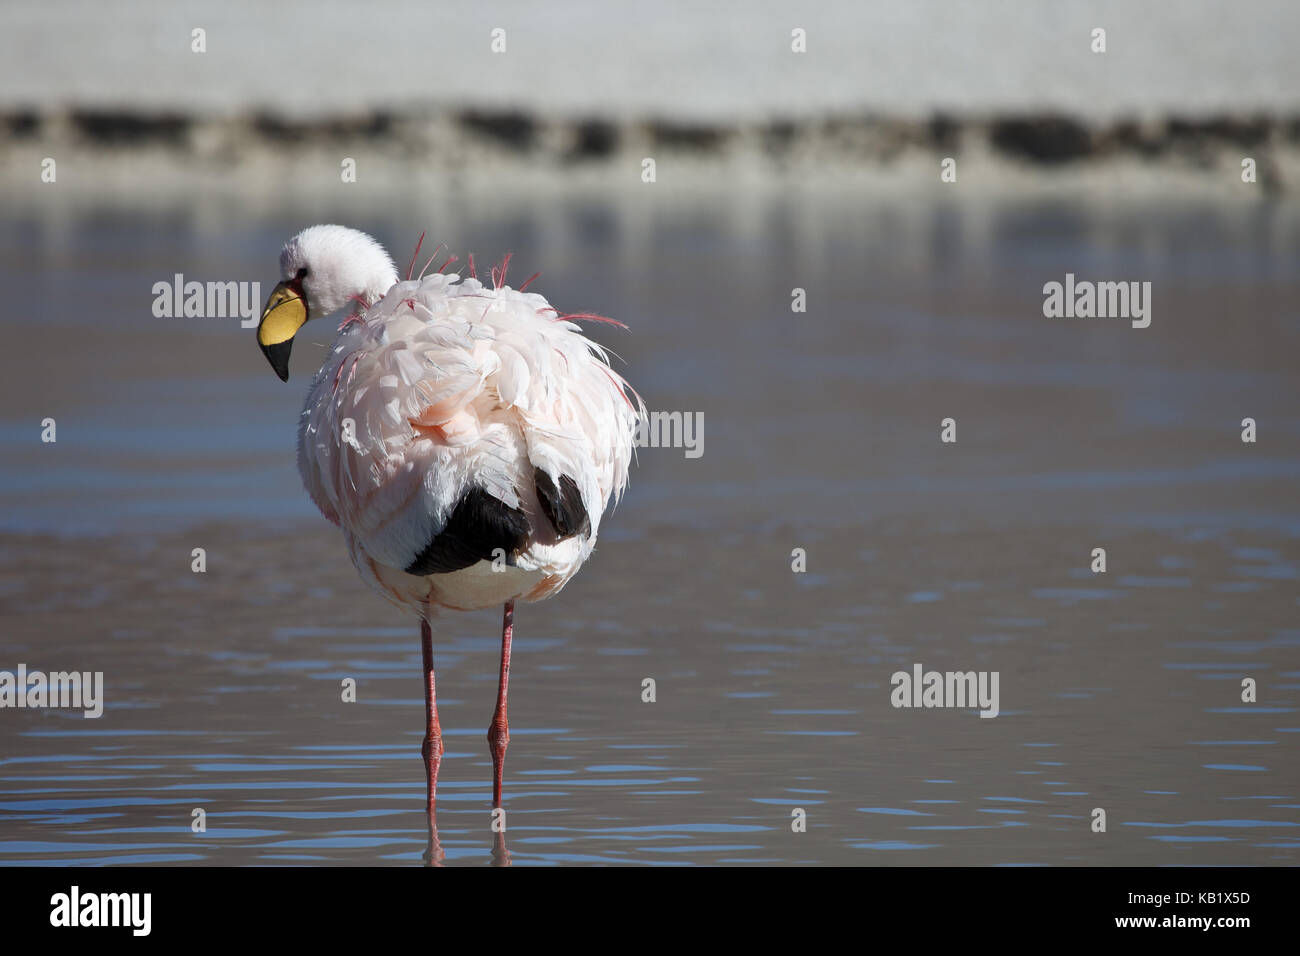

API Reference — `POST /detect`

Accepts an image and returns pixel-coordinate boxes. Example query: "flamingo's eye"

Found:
[296,267,309,279]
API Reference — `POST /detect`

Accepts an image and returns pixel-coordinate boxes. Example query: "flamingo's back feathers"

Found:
[297,271,642,612]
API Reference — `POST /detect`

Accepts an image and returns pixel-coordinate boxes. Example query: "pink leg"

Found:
[420,616,445,807]
[420,616,445,869]
[488,600,514,807]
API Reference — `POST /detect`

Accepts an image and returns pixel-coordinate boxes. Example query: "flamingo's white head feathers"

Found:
[258,225,401,381]
[279,224,400,319]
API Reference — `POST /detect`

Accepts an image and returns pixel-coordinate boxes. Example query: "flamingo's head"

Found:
[257,224,398,381]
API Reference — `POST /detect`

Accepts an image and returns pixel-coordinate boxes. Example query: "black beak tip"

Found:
[261,340,292,382]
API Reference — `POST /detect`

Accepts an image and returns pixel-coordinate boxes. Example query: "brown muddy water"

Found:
[0,187,1297,865]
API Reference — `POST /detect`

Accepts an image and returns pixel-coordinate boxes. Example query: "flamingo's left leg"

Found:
[488,600,514,808]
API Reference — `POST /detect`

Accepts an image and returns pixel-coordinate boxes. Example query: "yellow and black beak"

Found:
[257,280,308,382]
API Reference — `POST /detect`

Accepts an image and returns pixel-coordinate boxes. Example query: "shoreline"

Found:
[4,109,1298,201]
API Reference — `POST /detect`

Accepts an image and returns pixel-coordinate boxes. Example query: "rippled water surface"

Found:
[0,190,1297,864]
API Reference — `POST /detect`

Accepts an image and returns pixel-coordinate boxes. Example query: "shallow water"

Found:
[0,189,1297,864]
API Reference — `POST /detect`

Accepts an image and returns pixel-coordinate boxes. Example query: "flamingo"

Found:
[255,224,642,858]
